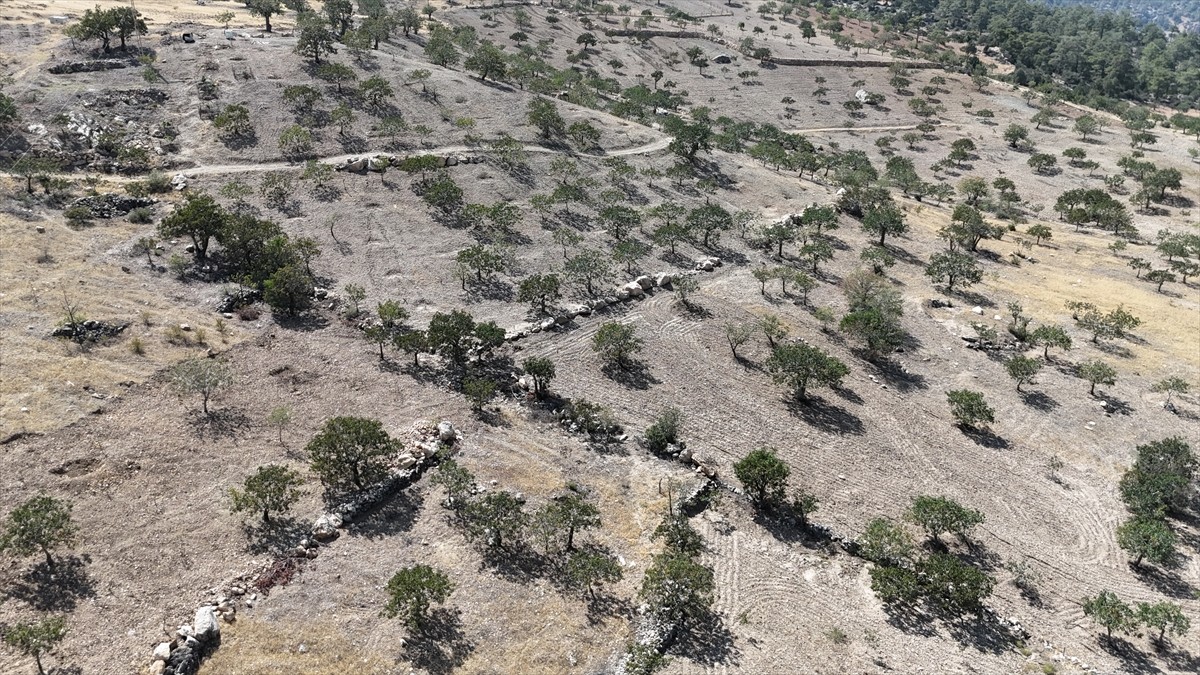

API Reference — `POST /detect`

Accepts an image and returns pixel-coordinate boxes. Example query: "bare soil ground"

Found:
[1,1,1199,674]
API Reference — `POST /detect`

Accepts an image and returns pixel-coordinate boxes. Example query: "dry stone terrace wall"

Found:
[148,420,459,675]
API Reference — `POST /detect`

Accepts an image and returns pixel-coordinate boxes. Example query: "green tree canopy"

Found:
[229,465,304,522]
[383,565,453,629]
[733,447,790,506]
[306,416,395,491]
[0,496,78,569]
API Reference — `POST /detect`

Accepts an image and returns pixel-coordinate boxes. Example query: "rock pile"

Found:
[51,320,128,343]
[504,260,716,342]
[215,288,261,313]
[335,153,485,173]
[150,606,223,675]
[69,193,156,218]
[48,59,131,74]
[90,88,169,109]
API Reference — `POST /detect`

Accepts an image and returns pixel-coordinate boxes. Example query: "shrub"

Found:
[643,407,684,455]
[127,207,153,224]
[146,171,173,193]
[946,390,994,428]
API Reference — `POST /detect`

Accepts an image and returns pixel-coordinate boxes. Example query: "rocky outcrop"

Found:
[48,59,131,75]
[90,88,169,109]
[51,320,128,343]
[69,194,157,218]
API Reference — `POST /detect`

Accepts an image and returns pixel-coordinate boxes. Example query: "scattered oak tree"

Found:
[592,321,643,370]
[306,416,395,492]
[766,343,849,402]
[2,616,67,675]
[168,358,233,415]
[733,447,790,506]
[383,565,453,630]
[0,496,78,569]
[229,465,304,523]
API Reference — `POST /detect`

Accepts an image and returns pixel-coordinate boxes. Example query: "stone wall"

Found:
[148,420,459,675]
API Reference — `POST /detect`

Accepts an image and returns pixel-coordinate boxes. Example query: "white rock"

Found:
[972,306,984,315]
[622,281,644,296]
[654,272,673,288]
[634,275,653,290]
[179,323,192,331]
[193,606,220,641]
[437,421,457,443]
[993,314,1003,321]
[153,642,171,661]
[148,661,166,675]
[312,513,343,541]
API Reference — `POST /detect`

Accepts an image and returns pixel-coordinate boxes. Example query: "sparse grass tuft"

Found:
[824,626,850,645]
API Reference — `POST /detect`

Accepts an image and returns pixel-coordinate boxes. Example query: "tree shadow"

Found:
[187,408,254,440]
[350,489,424,540]
[220,132,258,151]
[601,361,659,390]
[830,385,865,405]
[1160,645,1200,672]
[473,406,513,429]
[1096,393,1134,416]
[402,607,475,675]
[1099,635,1162,674]
[1019,390,1059,412]
[784,395,865,435]
[886,243,922,266]
[958,540,1003,573]
[1160,194,1194,209]
[583,590,634,626]
[241,516,311,556]
[677,301,713,320]
[873,359,928,392]
[339,134,370,153]
[666,608,740,668]
[1134,564,1196,600]
[463,278,514,303]
[961,427,1010,449]
[942,614,1017,655]
[479,545,548,585]
[1094,341,1134,359]
[273,311,331,332]
[952,289,996,308]
[883,604,940,638]
[3,554,96,612]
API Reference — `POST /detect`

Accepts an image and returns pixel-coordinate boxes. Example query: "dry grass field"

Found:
[1,1,1198,674]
